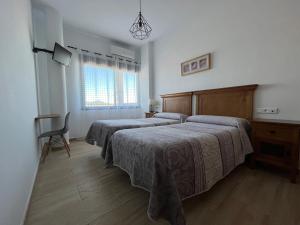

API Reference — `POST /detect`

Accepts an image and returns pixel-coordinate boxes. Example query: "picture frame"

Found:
[181,53,211,76]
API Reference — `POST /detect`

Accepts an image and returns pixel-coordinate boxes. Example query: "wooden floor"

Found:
[25,141,300,225]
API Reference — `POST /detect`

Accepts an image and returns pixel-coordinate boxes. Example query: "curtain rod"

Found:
[67,45,139,64]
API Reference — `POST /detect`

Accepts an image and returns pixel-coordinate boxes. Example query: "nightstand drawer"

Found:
[253,124,299,143]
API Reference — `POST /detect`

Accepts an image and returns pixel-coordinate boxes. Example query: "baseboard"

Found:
[69,137,85,142]
[20,146,42,225]
[50,137,85,152]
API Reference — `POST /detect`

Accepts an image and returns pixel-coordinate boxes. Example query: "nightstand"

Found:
[145,112,156,118]
[251,119,300,183]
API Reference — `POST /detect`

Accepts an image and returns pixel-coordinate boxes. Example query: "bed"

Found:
[85,92,192,163]
[107,84,258,225]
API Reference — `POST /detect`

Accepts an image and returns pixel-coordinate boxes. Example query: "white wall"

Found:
[44,6,68,131]
[0,0,40,225]
[153,0,300,120]
[64,26,143,138]
[140,42,156,112]
[64,25,141,59]
[140,43,151,112]
[32,3,68,137]
[32,7,51,133]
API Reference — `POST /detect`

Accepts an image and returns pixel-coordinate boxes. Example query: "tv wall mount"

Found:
[32,47,53,54]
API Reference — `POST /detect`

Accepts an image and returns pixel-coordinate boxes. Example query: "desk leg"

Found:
[41,143,47,162]
[42,136,52,163]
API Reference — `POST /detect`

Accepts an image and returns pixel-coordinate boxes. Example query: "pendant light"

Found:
[129,0,152,40]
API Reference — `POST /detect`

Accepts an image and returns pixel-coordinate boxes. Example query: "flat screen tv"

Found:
[52,43,72,66]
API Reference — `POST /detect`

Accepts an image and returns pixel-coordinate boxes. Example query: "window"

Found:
[81,62,139,109]
[83,64,115,107]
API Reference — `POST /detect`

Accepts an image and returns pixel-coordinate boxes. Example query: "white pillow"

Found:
[153,112,188,122]
[186,115,250,131]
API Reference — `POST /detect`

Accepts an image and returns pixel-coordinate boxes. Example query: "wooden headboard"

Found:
[160,92,193,116]
[193,84,258,120]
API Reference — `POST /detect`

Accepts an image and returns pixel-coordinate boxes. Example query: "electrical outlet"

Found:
[256,107,279,114]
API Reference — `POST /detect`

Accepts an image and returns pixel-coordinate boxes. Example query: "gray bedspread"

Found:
[85,118,180,162]
[109,121,253,225]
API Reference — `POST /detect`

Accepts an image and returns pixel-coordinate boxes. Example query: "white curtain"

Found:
[79,53,142,115]
[80,54,140,109]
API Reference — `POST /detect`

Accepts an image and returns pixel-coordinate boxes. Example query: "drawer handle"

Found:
[269,130,276,134]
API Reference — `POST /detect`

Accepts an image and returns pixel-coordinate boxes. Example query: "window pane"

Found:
[83,64,115,107]
[123,72,138,104]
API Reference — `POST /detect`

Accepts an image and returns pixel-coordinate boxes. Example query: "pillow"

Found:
[153,112,188,122]
[186,115,251,131]
[187,115,253,154]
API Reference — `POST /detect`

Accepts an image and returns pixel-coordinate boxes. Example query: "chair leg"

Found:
[62,135,71,158]
[40,143,47,162]
[64,136,71,153]
[42,136,52,163]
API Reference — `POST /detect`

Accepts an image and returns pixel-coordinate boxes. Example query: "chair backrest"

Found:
[62,112,71,134]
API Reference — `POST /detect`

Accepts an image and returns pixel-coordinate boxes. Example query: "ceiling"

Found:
[33,0,200,46]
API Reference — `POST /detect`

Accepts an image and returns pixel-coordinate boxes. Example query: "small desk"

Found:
[35,114,60,120]
[35,114,64,158]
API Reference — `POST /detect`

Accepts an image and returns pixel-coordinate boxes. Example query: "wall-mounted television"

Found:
[33,42,72,66]
[52,43,72,66]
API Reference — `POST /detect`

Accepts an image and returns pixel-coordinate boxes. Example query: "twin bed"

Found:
[86,92,192,163]
[86,114,188,163]
[85,85,258,225]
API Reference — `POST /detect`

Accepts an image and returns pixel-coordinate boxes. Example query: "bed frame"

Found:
[160,92,193,116]
[193,84,258,120]
[160,84,258,119]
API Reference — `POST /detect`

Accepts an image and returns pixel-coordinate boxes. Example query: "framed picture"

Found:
[181,53,211,76]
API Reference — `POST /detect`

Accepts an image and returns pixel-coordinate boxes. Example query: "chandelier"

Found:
[129,0,152,40]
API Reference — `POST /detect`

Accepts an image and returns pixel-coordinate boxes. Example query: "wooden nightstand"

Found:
[251,119,300,183]
[145,112,156,118]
